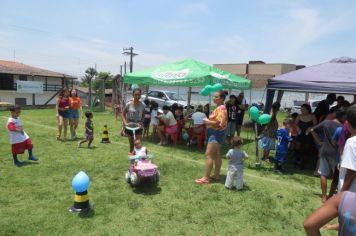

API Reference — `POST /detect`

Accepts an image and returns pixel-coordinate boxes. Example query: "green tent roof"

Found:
[123,58,251,90]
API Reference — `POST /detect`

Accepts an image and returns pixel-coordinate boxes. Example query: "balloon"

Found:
[200,88,210,96]
[249,106,260,121]
[72,171,90,193]
[182,132,189,141]
[211,83,223,92]
[205,85,213,92]
[258,114,272,125]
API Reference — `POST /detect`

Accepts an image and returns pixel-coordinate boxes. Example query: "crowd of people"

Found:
[5,86,356,235]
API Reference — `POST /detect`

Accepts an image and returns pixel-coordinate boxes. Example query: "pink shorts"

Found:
[165,124,178,135]
[12,139,33,155]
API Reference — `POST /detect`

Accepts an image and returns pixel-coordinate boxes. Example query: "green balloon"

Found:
[258,114,272,125]
[249,106,259,121]
[212,83,223,92]
[205,85,213,92]
[200,88,210,96]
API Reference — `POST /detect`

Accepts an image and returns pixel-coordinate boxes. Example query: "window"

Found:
[19,75,27,81]
[0,73,14,90]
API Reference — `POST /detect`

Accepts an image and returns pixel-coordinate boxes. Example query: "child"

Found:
[289,113,299,160]
[309,108,346,203]
[275,119,292,174]
[142,99,151,138]
[150,101,159,141]
[7,105,38,166]
[132,138,148,159]
[259,102,280,162]
[78,111,94,148]
[225,95,238,143]
[225,136,248,190]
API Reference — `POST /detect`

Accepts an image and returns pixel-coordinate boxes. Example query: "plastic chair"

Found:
[186,124,206,149]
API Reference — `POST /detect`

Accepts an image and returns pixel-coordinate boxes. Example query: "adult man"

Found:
[313,93,336,123]
[236,92,248,136]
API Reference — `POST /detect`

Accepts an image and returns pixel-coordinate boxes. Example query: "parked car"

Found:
[141,90,188,108]
[290,100,321,114]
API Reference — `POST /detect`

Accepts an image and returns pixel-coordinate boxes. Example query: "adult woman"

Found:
[69,88,83,139]
[157,105,178,145]
[56,89,70,141]
[195,90,228,184]
[295,103,317,169]
[121,88,145,153]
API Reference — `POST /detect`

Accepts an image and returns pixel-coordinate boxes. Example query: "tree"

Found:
[84,67,97,109]
[92,72,113,90]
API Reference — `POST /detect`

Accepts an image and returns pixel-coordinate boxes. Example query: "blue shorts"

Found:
[259,136,276,151]
[275,152,287,164]
[207,128,225,145]
[69,109,80,119]
[58,110,70,119]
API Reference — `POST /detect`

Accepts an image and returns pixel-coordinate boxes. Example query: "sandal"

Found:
[195,178,210,185]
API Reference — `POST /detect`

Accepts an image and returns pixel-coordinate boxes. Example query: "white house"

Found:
[0,60,76,106]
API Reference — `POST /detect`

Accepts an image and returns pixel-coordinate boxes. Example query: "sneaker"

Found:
[28,156,38,161]
[14,160,24,167]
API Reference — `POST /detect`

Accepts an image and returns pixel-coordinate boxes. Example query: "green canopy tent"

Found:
[123,58,251,89]
[123,58,251,109]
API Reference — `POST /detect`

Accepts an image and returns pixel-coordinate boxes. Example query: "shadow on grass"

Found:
[17,161,40,167]
[78,209,96,219]
[133,183,161,195]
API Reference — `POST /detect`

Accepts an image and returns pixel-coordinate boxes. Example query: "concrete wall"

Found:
[0,75,63,105]
[0,90,58,105]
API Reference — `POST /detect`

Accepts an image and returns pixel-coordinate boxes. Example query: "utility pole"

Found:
[124,61,127,75]
[120,65,123,76]
[122,47,138,73]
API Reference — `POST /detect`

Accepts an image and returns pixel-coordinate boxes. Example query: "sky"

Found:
[0,0,355,78]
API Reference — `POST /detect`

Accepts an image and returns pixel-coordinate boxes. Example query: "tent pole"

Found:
[305,92,309,102]
[249,89,252,105]
[187,87,192,112]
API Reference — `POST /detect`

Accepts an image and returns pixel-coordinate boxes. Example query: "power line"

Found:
[122,47,138,73]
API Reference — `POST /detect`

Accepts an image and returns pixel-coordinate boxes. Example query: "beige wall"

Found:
[213,63,299,88]
[214,64,247,74]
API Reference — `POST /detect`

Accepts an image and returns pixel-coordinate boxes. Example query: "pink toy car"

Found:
[125,155,160,186]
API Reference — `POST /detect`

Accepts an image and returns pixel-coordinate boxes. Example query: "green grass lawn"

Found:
[0,109,337,236]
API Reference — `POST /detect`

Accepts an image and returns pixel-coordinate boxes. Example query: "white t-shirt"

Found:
[134,146,147,158]
[161,111,177,126]
[6,117,29,144]
[339,136,356,193]
[151,110,158,125]
[191,112,207,125]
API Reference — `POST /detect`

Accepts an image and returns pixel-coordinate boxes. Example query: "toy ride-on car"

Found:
[125,154,160,186]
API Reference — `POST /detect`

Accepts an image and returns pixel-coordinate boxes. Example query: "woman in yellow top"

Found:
[69,89,83,139]
[195,90,228,184]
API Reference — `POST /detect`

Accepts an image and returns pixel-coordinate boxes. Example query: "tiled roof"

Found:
[0,60,76,79]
